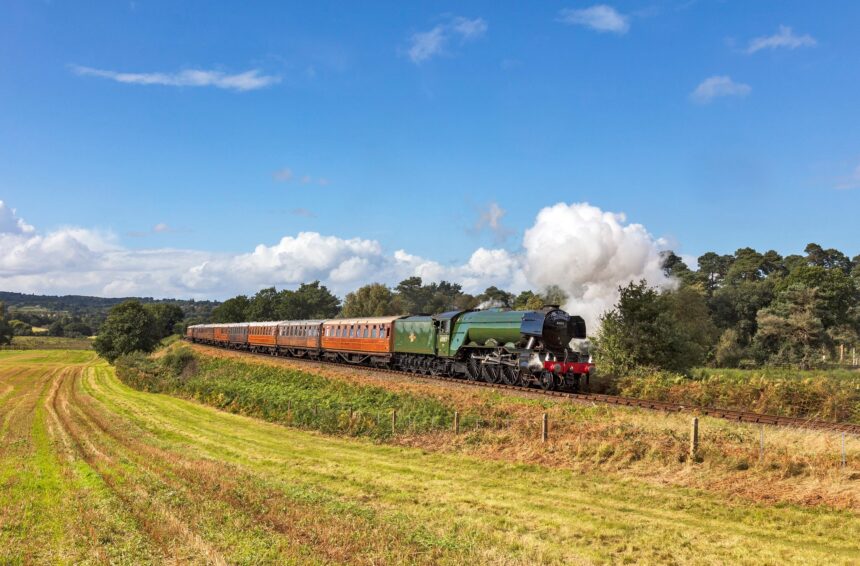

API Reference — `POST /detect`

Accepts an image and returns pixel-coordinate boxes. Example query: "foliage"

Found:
[341,283,402,317]
[116,345,454,439]
[145,303,185,340]
[614,367,860,423]
[0,302,12,346]
[595,281,716,375]
[93,300,159,362]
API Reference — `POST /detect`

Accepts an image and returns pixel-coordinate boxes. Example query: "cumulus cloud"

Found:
[746,25,816,54]
[0,201,672,330]
[70,65,280,92]
[690,75,751,104]
[0,201,34,234]
[558,5,630,34]
[406,16,487,63]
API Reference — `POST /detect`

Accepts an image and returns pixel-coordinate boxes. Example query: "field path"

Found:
[1,350,858,564]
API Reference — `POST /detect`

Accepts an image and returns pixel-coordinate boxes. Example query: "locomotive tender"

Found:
[186,307,592,391]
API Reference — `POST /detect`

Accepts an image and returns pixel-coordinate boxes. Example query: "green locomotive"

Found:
[391,307,590,390]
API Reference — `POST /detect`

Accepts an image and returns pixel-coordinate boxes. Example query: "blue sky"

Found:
[0,1,858,306]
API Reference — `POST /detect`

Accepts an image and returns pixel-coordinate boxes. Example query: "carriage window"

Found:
[379,327,386,339]
[348,327,353,337]
[363,327,368,338]
[371,327,377,338]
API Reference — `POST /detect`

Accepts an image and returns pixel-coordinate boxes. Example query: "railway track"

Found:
[190,342,860,435]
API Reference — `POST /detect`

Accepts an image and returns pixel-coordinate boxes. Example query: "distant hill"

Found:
[0,291,220,333]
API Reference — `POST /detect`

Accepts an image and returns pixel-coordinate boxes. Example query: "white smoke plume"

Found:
[523,203,673,331]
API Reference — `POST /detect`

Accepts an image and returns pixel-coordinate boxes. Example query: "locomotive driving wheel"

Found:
[500,366,519,385]
[481,363,500,384]
[538,371,556,391]
[466,359,480,381]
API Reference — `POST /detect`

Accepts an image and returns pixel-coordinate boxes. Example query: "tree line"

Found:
[598,243,860,374]
[91,241,858,372]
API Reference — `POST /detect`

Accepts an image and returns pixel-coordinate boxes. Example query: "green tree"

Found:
[212,295,250,322]
[341,283,401,317]
[513,290,538,310]
[93,300,159,363]
[0,302,12,346]
[595,281,715,375]
[145,303,185,339]
[9,319,32,336]
[753,285,827,366]
[476,286,514,308]
[48,319,65,337]
[247,288,280,321]
[714,328,744,368]
[278,281,341,319]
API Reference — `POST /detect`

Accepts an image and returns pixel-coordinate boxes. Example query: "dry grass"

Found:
[188,343,860,510]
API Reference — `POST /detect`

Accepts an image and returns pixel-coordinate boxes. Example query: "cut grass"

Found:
[2,335,93,350]
[1,349,859,564]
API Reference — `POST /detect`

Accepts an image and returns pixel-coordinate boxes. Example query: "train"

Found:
[185,306,593,391]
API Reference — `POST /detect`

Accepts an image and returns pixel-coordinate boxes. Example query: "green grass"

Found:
[2,349,859,564]
[116,345,457,438]
[2,335,93,350]
[615,366,860,423]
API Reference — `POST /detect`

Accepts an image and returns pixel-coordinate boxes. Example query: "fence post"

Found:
[690,417,699,460]
[454,411,460,435]
[392,409,397,433]
[541,413,548,443]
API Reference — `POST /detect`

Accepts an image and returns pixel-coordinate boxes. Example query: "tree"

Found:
[145,303,185,339]
[279,281,341,319]
[0,302,12,346]
[595,281,715,375]
[48,320,65,337]
[341,283,401,317]
[476,286,514,309]
[9,319,32,336]
[753,285,827,366]
[212,295,250,323]
[714,328,744,368]
[513,291,538,310]
[93,300,159,363]
[394,277,473,314]
[696,252,734,295]
[247,287,280,321]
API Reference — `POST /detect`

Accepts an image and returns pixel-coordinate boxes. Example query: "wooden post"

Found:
[690,417,699,460]
[541,413,548,443]
[454,411,460,435]
[840,344,845,364]
[391,409,397,432]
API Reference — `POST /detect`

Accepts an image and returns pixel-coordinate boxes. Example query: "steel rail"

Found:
[187,341,860,435]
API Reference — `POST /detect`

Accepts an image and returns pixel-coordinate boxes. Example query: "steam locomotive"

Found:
[186,306,593,391]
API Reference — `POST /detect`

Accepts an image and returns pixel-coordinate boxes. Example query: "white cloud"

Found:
[558,5,629,34]
[406,16,487,64]
[0,201,673,330]
[746,25,816,54]
[690,75,751,104]
[0,201,34,234]
[70,65,280,92]
[291,208,316,217]
[152,223,171,233]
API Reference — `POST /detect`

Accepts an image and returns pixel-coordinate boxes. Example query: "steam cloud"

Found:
[523,203,673,330]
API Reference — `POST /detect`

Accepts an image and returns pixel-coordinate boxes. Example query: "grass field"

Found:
[2,335,93,350]
[1,349,859,564]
